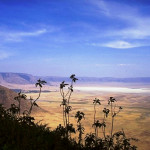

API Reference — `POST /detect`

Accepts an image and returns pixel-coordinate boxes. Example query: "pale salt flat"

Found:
[74,86,150,93]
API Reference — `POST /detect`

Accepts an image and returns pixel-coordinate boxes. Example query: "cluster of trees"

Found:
[0,75,138,150]
[58,75,138,149]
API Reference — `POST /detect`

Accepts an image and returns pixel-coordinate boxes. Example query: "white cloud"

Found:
[107,17,150,40]
[88,0,137,19]
[88,0,150,43]
[113,26,150,39]
[100,40,144,49]
[117,64,134,66]
[12,29,47,37]
[0,29,47,42]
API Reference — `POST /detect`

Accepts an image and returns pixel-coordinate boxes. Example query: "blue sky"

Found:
[0,0,150,77]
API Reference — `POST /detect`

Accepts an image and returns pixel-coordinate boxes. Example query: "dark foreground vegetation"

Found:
[0,75,138,150]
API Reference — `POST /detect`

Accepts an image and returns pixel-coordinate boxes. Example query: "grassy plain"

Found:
[9,82,150,150]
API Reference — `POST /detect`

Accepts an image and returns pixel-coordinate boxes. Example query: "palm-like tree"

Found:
[93,98,101,138]
[28,79,46,115]
[108,97,116,137]
[108,97,116,105]
[60,81,69,97]
[35,79,47,88]
[77,124,85,145]
[93,98,101,123]
[93,98,101,105]
[75,111,85,123]
[108,97,123,137]
[59,74,78,134]
[60,99,67,126]
[67,74,78,104]
[70,74,78,83]
[77,124,85,134]
[75,111,85,144]
[35,79,47,99]
[35,79,47,102]
[92,120,102,138]
[102,108,109,138]
[103,108,110,118]
[14,91,27,115]
[65,106,72,114]
[65,105,72,127]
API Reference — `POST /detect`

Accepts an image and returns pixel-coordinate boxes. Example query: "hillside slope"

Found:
[0,85,31,112]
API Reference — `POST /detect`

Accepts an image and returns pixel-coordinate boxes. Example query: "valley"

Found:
[1,73,150,149]
[22,83,150,150]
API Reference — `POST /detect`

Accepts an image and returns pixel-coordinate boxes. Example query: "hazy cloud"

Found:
[0,29,47,42]
[95,64,113,67]
[88,0,150,47]
[0,50,11,60]
[117,64,134,66]
[95,63,135,67]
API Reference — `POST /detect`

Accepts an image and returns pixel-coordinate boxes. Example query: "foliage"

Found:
[92,98,101,138]
[59,74,78,138]
[0,104,81,150]
[14,91,27,115]
[75,111,85,145]
[0,76,138,150]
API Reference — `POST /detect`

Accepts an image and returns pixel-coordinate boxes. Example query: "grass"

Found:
[27,88,150,150]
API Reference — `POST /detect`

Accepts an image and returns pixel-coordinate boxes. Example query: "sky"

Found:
[0,0,150,77]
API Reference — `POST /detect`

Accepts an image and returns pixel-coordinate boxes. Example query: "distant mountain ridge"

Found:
[0,72,150,85]
[0,72,37,84]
